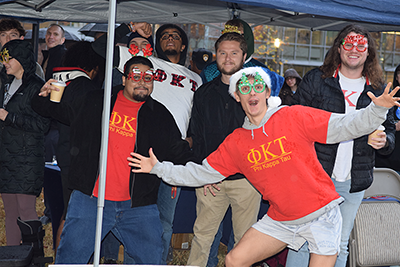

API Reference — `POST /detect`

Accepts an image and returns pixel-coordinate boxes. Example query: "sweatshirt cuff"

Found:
[370,102,389,118]
[149,161,163,178]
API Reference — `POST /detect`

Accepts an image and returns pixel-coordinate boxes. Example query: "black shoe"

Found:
[103,258,118,264]
[166,244,174,263]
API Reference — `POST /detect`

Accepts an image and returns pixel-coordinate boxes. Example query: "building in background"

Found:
[20,20,400,83]
[182,23,400,84]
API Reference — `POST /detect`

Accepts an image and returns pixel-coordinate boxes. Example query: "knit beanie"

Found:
[126,32,154,49]
[1,39,36,79]
[237,19,254,59]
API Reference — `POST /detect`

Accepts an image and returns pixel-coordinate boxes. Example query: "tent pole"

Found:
[31,22,39,62]
[93,0,116,265]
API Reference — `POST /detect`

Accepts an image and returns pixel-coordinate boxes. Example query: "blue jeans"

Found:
[286,178,364,267]
[55,190,163,264]
[100,232,120,262]
[207,220,235,267]
[157,181,181,264]
[100,231,135,264]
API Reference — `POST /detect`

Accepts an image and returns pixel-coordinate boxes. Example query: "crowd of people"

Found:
[0,16,399,267]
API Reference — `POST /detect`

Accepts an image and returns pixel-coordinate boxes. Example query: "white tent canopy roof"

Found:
[1,0,400,32]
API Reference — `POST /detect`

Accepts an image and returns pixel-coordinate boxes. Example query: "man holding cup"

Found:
[286,24,396,267]
[31,56,192,264]
[32,40,106,252]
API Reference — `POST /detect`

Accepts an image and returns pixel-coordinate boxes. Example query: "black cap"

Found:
[192,48,212,71]
[126,32,154,49]
[1,39,35,78]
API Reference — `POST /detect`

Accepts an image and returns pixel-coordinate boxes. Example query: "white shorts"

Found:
[252,205,342,255]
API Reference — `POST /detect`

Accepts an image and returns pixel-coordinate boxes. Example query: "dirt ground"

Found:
[0,191,229,266]
[0,191,55,265]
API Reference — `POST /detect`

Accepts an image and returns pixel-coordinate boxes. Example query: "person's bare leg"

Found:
[309,253,337,267]
[225,227,287,267]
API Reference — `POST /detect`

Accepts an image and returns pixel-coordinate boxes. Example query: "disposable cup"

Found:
[368,125,385,145]
[50,81,66,103]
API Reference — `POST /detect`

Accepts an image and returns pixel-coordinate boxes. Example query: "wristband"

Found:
[128,21,135,32]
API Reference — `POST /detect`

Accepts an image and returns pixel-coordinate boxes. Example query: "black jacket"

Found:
[32,86,192,207]
[375,108,400,171]
[279,85,295,106]
[293,68,396,192]
[0,72,50,196]
[42,44,66,81]
[33,68,100,169]
[188,75,245,180]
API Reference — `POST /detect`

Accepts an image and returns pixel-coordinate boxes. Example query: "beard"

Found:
[132,93,149,102]
[163,49,179,56]
[132,87,150,102]
[217,61,244,76]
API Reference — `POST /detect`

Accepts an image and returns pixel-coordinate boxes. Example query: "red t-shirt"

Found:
[207,105,340,222]
[93,91,143,201]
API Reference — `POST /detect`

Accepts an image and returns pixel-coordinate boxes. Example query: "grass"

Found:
[0,191,229,266]
[170,235,228,266]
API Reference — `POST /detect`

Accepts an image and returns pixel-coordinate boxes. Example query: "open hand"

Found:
[203,183,221,196]
[367,83,400,108]
[128,148,158,173]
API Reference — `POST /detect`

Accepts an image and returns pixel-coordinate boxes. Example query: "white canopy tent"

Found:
[1,0,400,32]
[3,0,400,61]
